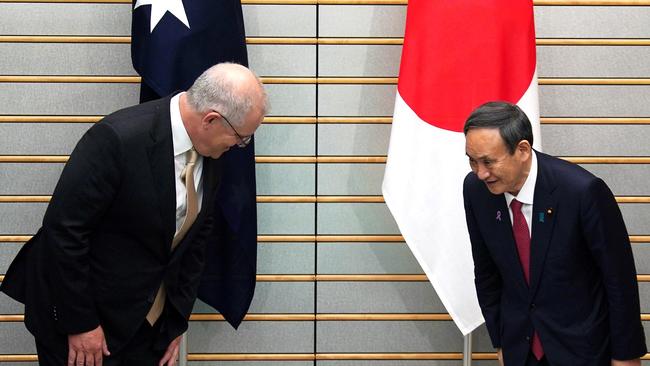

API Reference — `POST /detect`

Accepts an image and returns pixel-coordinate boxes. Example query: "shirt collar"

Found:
[504,150,538,207]
[170,92,193,157]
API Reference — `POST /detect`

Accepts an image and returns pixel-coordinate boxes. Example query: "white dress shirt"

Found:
[170,92,204,235]
[504,151,538,236]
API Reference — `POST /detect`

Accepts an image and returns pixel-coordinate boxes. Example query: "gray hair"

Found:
[463,101,533,154]
[186,62,267,127]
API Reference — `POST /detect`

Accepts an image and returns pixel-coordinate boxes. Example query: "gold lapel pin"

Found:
[547,208,553,216]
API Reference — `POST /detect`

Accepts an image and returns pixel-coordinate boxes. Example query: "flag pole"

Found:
[463,331,473,366]
[179,332,188,366]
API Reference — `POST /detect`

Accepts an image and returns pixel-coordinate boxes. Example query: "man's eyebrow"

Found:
[466,153,489,160]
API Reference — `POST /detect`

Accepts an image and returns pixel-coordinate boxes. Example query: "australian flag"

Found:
[132,0,257,329]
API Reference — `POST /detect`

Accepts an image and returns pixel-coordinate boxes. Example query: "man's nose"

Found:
[477,166,490,181]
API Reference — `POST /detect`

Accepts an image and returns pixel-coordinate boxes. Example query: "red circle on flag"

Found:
[397,0,537,132]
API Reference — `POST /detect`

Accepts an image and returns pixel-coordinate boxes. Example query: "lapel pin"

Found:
[538,212,545,223]
[547,208,553,216]
[496,210,502,221]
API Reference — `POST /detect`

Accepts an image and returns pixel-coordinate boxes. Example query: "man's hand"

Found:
[496,348,504,366]
[612,359,641,366]
[67,325,110,366]
[158,334,182,366]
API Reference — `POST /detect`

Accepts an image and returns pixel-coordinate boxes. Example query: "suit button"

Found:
[525,336,530,341]
[530,303,536,310]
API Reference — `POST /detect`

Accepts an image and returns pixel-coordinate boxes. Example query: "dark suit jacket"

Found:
[463,151,646,366]
[1,97,223,352]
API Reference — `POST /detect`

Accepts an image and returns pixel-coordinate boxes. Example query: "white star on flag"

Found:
[134,0,190,33]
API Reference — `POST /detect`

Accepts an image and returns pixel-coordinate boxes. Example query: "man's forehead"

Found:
[466,130,507,156]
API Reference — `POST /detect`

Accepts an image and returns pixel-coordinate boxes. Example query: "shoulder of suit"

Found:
[536,151,599,190]
[96,97,170,138]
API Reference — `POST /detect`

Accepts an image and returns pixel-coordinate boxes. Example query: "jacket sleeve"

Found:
[581,177,646,360]
[43,122,123,335]
[463,176,502,348]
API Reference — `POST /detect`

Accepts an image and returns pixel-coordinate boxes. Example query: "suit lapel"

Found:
[529,153,558,297]
[489,193,529,290]
[145,98,176,254]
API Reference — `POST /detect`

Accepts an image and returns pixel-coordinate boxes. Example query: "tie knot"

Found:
[510,199,523,211]
[186,148,198,164]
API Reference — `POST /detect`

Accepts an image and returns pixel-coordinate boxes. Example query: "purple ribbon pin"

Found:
[496,210,502,221]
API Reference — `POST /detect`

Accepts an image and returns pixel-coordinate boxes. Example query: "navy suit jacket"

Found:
[1,97,225,352]
[463,151,646,366]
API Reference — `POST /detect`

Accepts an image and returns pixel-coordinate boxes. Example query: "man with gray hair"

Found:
[1,62,267,366]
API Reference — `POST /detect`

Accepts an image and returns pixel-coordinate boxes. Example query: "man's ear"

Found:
[201,111,219,129]
[516,139,532,159]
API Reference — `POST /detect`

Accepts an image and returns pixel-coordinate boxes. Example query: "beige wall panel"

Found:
[317,362,491,366]
[318,124,391,156]
[188,321,313,353]
[541,125,650,156]
[317,321,583,354]
[318,45,401,77]
[538,46,650,78]
[318,243,421,274]
[581,165,650,196]
[0,203,46,235]
[0,83,139,115]
[0,44,134,76]
[0,243,21,275]
[633,244,650,274]
[258,243,315,274]
[620,204,650,236]
[193,282,314,314]
[255,124,315,156]
[257,202,315,234]
[192,363,311,366]
[249,45,316,77]
[0,84,311,117]
[317,163,385,196]
[0,292,23,314]
[0,123,91,155]
[534,6,650,38]
[640,283,650,313]
[318,85,396,117]
[317,202,398,235]
[243,5,316,37]
[0,163,64,195]
[318,45,650,79]
[317,281,443,313]
[316,321,463,352]
[265,84,316,116]
[0,3,131,36]
[256,163,315,195]
[0,323,36,354]
[319,5,406,37]
[319,85,650,118]
[540,85,650,117]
